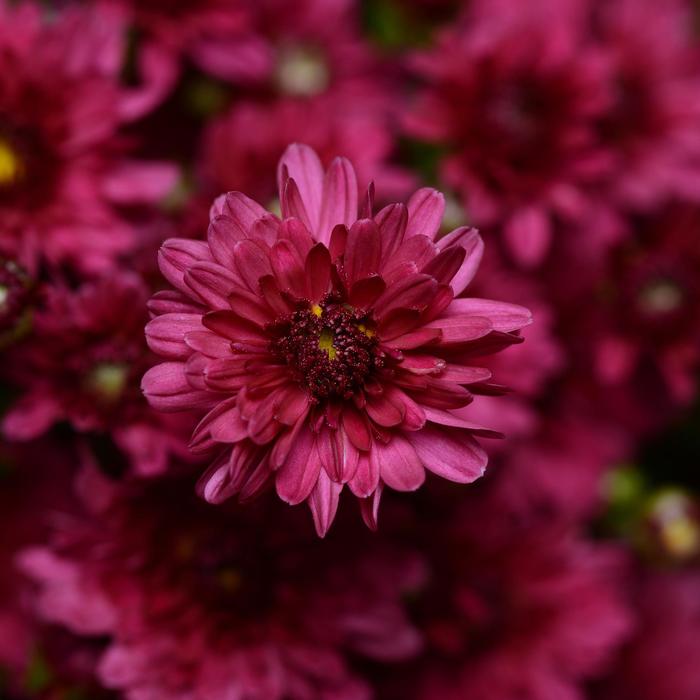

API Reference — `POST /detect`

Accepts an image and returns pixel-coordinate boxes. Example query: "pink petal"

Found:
[277,143,324,231]
[365,392,404,427]
[141,362,213,412]
[375,203,408,265]
[208,215,246,268]
[427,315,493,343]
[437,227,483,295]
[378,308,422,340]
[250,214,280,246]
[103,161,178,204]
[281,176,314,233]
[279,217,314,259]
[308,468,342,537]
[349,275,386,309]
[383,327,442,350]
[317,156,358,244]
[233,240,272,292]
[259,275,292,316]
[266,385,304,426]
[349,452,379,498]
[191,398,247,451]
[421,245,466,286]
[270,238,307,297]
[447,298,532,332]
[228,288,275,326]
[202,310,268,344]
[184,261,240,310]
[317,427,359,483]
[406,187,445,240]
[158,239,212,294]
[383,236,437,285]
[196,451,238,504]
[305,243,332,301]
[328,223,348,260]
[422,406,503,438]
[344,219,381,284]
[276,425,321,505]
[184,330,232,358]
[218,191,268,233]
[359,483,383,530]
[342,406,372,451]
[375,274,437,318]
[360,181,375,219]
[440,364,492,384]
[372,435,425,492]
[409,425,487,483]
[504,206,551,268]
[147,289,202,316]
[145,313,202,359]
[2,395,61,441]
[385,385,426,431]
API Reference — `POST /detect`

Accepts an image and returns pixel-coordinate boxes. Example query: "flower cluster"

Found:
[1,0,700,698]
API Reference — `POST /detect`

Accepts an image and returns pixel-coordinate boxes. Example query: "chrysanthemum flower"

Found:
[2,274,194,476]
[0,0,177,273]
[20,476,423,699]
[374,502,632,700]
[198,97,411,212]
[404,0,608,267]
[143,143,531,535]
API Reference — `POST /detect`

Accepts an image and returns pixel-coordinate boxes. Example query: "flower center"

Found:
[86,362,129,403]
[268,299,382,401]
[0,138,22,186]
[275,45,330,97]
[637,278,684,316]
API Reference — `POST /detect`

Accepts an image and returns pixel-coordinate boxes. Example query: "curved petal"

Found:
[446,298,533,332]
[372,435,425,492]
[277,143,324,231]
[409,425,487,483]
[308,468,342,537]
[406,187,445,240]
[318,156,358,244]
[276,424,321,505]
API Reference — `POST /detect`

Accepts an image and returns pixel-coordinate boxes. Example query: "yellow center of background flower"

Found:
[0,139,22,185]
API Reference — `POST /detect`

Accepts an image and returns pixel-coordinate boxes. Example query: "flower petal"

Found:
[276,425,321,505]
[372,435,425,492]
[406,187,445,240]
[308,468,342,537]
[446,298,533,332]
[318,156,358,244]
[437,227,483,295]
[142,362,213,412]
[409,425,487,483]
[277,143,324,231]
[145,313,202,359]
[344,219,381,284]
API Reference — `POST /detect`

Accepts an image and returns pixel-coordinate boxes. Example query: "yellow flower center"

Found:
[87,362,129,403]
[0,139,22,185]
[275,46,329,97]
[318,327,337,360]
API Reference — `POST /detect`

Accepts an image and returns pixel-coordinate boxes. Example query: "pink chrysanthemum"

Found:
[2,273,194,476]
[404,0,608,267]
[0,0,177,273]
[374,503,632,700]
[20,475,423,699]
[143,143,531,535]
